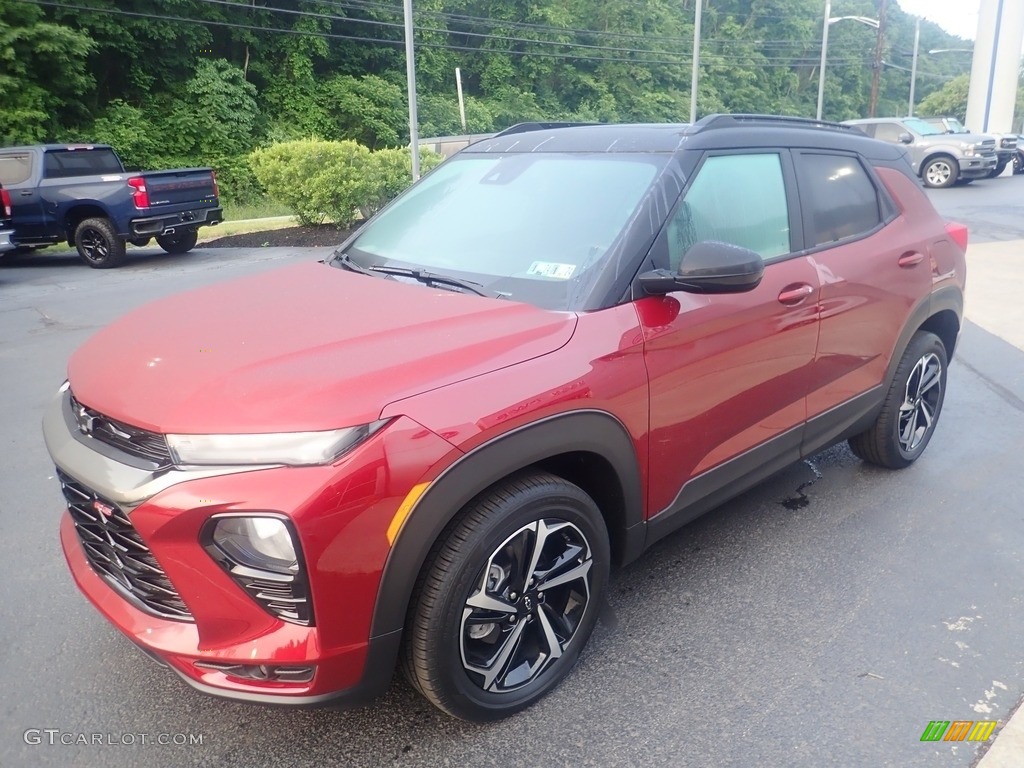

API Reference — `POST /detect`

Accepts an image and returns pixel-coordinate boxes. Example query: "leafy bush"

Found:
[209,155,263,206]
[360,147,444,218]
[249,139,372,227]
[250,139,444,227]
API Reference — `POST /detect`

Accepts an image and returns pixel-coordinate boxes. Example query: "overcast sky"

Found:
[896,0,980,40]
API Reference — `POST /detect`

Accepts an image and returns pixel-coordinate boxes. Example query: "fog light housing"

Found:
[203,515,313,625]
[194,660,315,684]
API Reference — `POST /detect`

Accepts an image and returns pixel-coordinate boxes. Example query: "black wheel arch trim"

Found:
[369,409,645,640]
[886,285,962,385]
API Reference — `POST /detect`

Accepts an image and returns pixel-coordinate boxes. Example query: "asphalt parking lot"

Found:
[2,176,1023,768]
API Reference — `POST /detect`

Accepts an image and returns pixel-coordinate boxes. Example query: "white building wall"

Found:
[965,0,1024,133]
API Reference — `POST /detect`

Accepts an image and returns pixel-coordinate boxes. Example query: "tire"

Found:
[985,160,1008,179]
[75,217,126,268]
[155,229,199,255]
[1013,152,1023,175]
[849,331,948,469]
[129,237,151,247]
[402,471,609,721]
[921,156,958,188]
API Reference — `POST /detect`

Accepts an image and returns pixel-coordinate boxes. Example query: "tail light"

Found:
[1,188,11,219]
[127,177,149,209]
[211,171,219,200]
[945,221,968,251]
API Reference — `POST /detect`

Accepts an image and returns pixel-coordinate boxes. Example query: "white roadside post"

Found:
[403,0,420,182]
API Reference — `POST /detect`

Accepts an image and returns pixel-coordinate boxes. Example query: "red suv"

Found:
[45,115,966,721]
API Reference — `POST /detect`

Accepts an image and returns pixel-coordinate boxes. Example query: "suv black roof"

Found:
[466,114,907,163]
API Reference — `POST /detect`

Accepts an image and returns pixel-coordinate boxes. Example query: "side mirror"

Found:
[898,132,913,144]
[639,241,765,295]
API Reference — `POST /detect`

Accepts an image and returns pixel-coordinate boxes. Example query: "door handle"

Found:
[19,190,33,196]
[777,284,814,305]
[898,251,925,267]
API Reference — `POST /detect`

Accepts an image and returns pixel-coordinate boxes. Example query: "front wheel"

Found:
[986,160,1008,179]
[1013,152,1023,175]
[921,156,958,188]
[849,331,948,469]
[156,229,199,254]
[402,472,609,721]
[75,218,126,268]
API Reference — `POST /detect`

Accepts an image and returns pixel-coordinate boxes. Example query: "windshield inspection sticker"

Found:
[527,261,576,279]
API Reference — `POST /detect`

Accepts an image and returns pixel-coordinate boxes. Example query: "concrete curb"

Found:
[976,695,1024,767]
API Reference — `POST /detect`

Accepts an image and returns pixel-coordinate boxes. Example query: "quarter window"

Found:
[0,153,33,185]
[795,153,883,247]
[667,153,790,269]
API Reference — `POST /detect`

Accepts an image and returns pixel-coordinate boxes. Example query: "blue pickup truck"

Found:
[0,144,222,268]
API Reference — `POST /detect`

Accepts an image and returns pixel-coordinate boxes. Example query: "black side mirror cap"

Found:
[639,241,765,295]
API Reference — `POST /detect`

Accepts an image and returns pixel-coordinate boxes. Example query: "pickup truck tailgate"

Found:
[143,168,216,208]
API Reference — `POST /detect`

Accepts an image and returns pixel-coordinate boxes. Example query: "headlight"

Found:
[959,143,976,157]
[213,517,297,573]
[166,420,387,466]
[204,515,313,625]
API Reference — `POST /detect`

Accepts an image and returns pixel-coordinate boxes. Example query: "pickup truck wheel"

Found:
[156,229,199,255]
[402,471,609,721]
[986,160,1008,179]
[1014,153,1023,175]
[75,218,126,268]
[921,156,958,188]
[849,331,947,469]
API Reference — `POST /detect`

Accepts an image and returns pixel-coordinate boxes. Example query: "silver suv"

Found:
[844,117,997,188]
[920,116,1017,178]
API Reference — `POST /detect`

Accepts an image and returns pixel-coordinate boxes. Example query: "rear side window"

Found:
[0,153,33,185]
[43,149,123,178]
[795,153,883,247]
[666,153,791,268]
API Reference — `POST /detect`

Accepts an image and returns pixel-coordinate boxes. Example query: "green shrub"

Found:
[249,139,372,227]
[359,147,445,218]
[250,139,444,227]
[209,155,262,206]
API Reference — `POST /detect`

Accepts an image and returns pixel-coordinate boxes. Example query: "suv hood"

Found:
[68,261,577,434]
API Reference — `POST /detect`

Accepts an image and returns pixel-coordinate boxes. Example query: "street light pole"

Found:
[908,18,920,115]
[816,0,831,120]
[689,0,703,123]
[403,0,420,182]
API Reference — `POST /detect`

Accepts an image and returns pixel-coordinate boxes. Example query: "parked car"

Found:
[919,116,1018,178]
[0,184,13,254]
[0,144,222,268]
[843,116,997,187]
[45,115,966,721]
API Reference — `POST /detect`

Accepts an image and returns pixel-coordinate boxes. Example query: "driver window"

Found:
[667,153,791,270]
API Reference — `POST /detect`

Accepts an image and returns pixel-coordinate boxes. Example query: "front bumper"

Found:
[44,389,455,706]
[0,228,13,253]
[130,207,223,238]
[959,156,997,179]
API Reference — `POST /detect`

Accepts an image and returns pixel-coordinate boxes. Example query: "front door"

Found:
[639,151,820,521]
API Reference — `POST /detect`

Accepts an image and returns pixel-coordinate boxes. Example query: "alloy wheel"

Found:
[460,519,593,693]
[925,161,952,187]
[897,352,942,453]
[79,228,109,262]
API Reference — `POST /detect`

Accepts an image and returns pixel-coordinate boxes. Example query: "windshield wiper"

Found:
[333,251,377,276]
[367,265,494,297]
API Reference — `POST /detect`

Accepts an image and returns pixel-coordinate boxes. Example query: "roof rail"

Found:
[493,121,599,137]
[685,113,857,134]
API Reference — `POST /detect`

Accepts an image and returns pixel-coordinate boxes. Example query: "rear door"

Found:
[639,150,820,521]
[793,150,932,453]
[0,150,46,240]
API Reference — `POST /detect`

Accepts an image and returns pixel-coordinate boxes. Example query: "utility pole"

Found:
[908,18,920,116]
[689,0,703,123]
[868,0,889,117]
[403,0,420,182]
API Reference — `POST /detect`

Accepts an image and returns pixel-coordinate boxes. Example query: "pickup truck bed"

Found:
[0,144,222,267]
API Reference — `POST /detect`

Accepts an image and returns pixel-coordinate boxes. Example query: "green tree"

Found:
[917,74,970,121]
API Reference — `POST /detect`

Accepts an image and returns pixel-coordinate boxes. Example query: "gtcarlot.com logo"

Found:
[24,729,204,747]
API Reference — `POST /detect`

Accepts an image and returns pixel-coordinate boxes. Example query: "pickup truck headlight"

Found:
[166,421,387,466]
[959,142,976,157]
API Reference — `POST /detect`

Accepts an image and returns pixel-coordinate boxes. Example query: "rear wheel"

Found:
[849,331,947,469]
[156,229,199,254]
[74,217,126,268]
[402,472,609,721]
[921,156,958,188]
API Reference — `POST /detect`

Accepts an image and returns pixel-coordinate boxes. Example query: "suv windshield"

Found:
[903,118,944,136]
[337,152,666,310]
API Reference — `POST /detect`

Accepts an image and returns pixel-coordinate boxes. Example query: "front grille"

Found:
[60,471,193,621]
[69,395,173,469]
